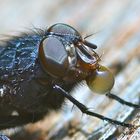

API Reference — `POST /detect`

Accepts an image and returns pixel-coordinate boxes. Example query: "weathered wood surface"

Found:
[0,0,140,140]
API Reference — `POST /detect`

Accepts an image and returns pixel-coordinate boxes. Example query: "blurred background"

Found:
[0,0,140,140]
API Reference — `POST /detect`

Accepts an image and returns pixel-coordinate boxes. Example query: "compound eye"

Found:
[39,36,69,78]
[47,23,81,38]
[86,65,115,94]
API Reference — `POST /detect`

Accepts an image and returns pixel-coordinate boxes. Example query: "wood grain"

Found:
[0,0,140,140]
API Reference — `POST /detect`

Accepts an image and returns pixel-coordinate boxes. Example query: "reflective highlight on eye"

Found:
[86,65,115,94]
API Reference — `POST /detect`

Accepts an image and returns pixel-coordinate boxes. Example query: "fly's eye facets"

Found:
[39,37,69,77]
[86,65,115,94]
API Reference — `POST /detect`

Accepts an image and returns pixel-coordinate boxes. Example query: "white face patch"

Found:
[67,44,77,68]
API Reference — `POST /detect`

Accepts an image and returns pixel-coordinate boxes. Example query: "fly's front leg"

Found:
[53,85,135,128]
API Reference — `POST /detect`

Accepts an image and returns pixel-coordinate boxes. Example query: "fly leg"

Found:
[106,92,140,109]
[53,85,135,128]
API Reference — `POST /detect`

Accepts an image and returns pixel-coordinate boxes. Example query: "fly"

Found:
[0,23,139,139]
